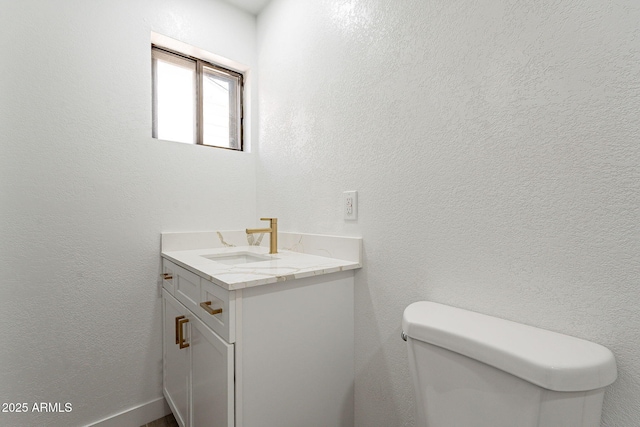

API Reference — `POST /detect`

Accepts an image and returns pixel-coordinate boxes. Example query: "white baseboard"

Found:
[87,397,171,427]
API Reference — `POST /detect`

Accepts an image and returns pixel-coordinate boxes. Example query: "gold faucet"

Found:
[246,218,278,254]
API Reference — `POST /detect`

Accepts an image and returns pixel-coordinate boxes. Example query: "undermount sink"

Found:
[202,252,274,265]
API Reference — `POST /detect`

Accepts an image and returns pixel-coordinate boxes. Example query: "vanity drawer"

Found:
[162,259,235,343]
[199,279,235,343]
[162,260,177,295]
[164,260,201,316]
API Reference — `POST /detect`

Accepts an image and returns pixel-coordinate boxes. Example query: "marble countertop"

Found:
[161,231,362,290]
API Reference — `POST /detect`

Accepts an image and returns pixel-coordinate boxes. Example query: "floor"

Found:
[141,413,178,427]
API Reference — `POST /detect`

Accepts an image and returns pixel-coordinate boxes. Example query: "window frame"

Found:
[152,44,244,151]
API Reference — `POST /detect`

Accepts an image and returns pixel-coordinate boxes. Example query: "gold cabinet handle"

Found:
[178,317,190,349]
[163,273,173,280]
[175,315,185,344]
[200,301,223,316]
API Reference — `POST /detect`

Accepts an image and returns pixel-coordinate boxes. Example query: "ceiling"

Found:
[221,0,271,15]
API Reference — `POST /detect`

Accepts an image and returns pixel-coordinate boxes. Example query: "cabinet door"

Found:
[163,290,190,427]
[190,315,234,427]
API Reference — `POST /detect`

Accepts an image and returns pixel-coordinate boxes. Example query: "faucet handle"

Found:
[260,217,277,223]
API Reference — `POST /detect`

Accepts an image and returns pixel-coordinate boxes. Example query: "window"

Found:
[152,45,244,150]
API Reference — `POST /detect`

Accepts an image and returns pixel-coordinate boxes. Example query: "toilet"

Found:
[402,301,617,427]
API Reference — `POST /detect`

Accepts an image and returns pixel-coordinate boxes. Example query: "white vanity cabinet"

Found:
[161,253,357,427]
[162,289,234,427]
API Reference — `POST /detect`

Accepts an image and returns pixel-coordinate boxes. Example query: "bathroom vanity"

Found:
[160,231,362,427]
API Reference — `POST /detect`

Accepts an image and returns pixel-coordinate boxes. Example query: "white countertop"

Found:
[161,231,362,290]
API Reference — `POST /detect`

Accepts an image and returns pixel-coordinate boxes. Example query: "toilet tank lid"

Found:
[402,301,617,392]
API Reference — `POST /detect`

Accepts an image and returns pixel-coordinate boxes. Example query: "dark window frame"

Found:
[152,45,244,151]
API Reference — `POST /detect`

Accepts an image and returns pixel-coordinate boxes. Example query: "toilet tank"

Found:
[402,301,617,427]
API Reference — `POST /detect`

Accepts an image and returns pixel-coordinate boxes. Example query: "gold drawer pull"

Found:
[178,317,190,349]
[175,315,185,344]
[200,301,223,316]
[163,273,173,280]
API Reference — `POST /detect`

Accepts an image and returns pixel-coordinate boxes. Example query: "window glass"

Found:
[153,50,196,144]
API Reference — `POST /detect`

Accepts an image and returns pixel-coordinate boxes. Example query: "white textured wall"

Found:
[0,1,256,425]
[256,1,640,426]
